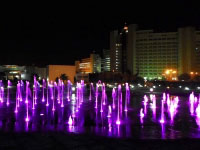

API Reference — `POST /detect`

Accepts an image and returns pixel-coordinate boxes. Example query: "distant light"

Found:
[10,71,18,74]
[153,86,156,88]
[172,71,177,74]
[179,86,182,88]
[185,87,190,90]
[116,120,121,125]
[72,94,76,100]
[167,86,170,89]
[160,119,165,124]
[72,87,76,91]
[150,88,153,92]
[165,70,170,74]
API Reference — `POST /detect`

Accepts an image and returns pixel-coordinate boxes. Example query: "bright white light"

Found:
[153,86,156,88]
[72,94,76,100]
[197,87,200,90]
[150,88,153,92]
[185,87,190,90]
[10,71,18,74]
[179,86,182,88]
[72,87,76,91]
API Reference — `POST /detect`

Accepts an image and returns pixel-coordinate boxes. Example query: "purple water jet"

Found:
[6,80,11,106]
[116,84,121,125]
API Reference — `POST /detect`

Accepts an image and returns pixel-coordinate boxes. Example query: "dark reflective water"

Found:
[0,87,200,139]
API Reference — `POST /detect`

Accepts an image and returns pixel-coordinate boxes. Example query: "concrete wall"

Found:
[48,65,76,83]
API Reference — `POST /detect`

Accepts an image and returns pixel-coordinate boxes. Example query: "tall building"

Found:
[110,24,128,73]
[110,24,200,80]
[101,49,111,72]
[91,53,101,73]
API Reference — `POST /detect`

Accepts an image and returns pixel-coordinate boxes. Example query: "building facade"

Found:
[75,53,101,74]
[47,65,76,83]
[101,49,111,72]
[110,24,128,73]
[110,24,200,80]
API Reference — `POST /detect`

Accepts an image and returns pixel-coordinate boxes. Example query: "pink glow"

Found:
[107,105,112,118]
[112,88,116,109]
[140,108,144,118]
[68,116,73,125]
[116,120,121,125]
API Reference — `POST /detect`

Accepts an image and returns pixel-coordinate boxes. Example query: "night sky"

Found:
[0,1,199,66]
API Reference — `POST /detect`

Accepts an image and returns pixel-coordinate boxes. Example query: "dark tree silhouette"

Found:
[55,77,59,83]
[60,74,68,83]
[178,73,191,81]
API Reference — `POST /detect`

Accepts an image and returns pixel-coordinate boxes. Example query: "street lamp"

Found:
[163,69,177,81]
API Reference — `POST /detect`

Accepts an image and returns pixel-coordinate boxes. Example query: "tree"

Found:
[55,77,59,83]
[178,73,191,81]
[60,74,68,83]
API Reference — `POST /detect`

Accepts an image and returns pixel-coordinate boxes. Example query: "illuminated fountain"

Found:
[42,79,45,102]
[52,82,56,111]
[32,82,35,110]
[95,83,98,109]
[67,80,71,101]
[163,93,166,102]
[46,81,49,107]
[160,99,165,124]
[112,88,116,109]
[7,80,11,105]
[25,81,30,122]
[1,76,200,139]
[107,105,112,118]
[89,83,92,101]
[140,108,144,124]
[143,95,148,114]
[68,115,73,126]
[57,80,61,104]
[116,84,121,125]
[0,80,4,103]
[100,83,104,112]
[15,82,21,113]
[189,92,195,115]
[124,83,129,112]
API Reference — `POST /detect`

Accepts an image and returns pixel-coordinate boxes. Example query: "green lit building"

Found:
[110,24,200,80]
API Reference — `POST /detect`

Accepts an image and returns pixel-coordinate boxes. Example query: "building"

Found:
[91,53,101,73]
[75,53,101,74]
[0,65,47,81]
[110,24,128,73]
[0,65,25,80]
[75,53,101,82]
[110,24,200,80]
[101,49,111,72]
[47,65,76,83]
